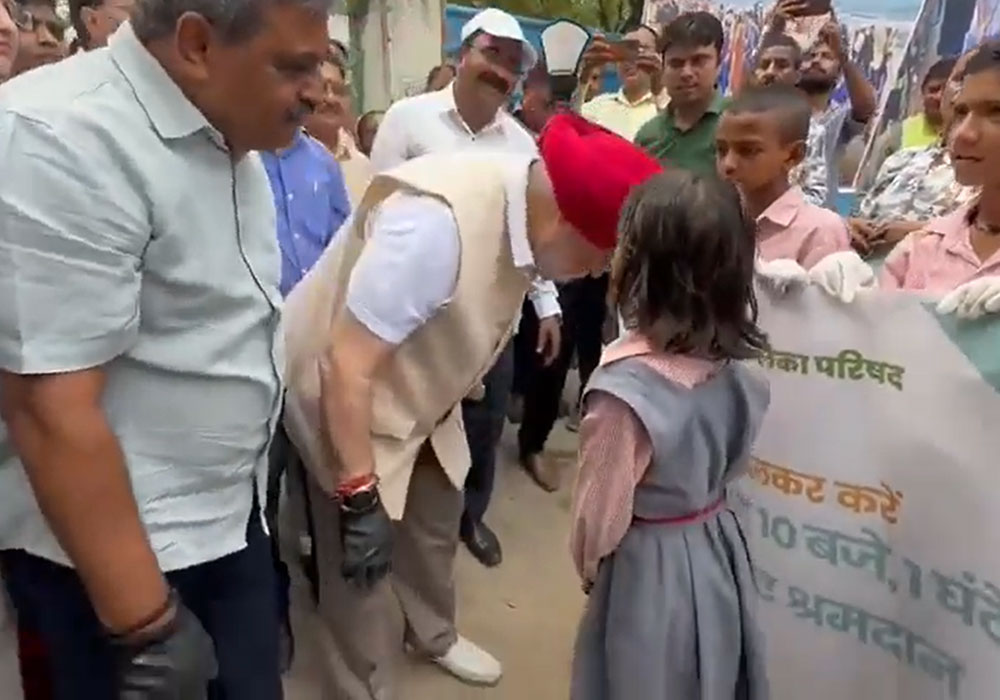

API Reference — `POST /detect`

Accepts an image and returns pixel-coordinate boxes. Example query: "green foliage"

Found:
[452,0,644,32]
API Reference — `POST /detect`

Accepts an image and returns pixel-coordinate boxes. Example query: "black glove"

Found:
[339,482,393,590]
[111,591,218,700]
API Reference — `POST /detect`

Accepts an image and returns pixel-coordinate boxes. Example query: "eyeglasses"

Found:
[3,0,66,41]
[2,0,32,31]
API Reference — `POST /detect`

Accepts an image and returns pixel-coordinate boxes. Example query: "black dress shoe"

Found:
[461,521,503,568]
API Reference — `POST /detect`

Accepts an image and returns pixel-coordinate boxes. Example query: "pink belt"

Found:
[633,496,725,526]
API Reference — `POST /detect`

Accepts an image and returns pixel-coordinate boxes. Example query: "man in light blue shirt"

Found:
[261,128,351,297]
[0,0,331,694]
[260,120,350,668]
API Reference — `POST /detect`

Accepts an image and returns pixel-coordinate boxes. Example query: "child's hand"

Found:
[755,258,809,294]
[937,277,1000,319]
[847,218,880,256]
[808,251,876,303]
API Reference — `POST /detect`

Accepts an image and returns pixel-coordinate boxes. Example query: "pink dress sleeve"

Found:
[569,390,653,587]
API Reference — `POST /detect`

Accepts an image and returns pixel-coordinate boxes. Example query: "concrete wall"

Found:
[353,0,444,112]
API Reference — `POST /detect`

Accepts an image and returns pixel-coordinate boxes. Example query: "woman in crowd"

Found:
[848,51,979,255]
[814,41,1000,319]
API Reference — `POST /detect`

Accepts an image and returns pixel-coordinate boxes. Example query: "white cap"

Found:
[540,19,591,76]
[460,8,538,72]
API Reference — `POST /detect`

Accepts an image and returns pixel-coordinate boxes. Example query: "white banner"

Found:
[733,287,1000,700]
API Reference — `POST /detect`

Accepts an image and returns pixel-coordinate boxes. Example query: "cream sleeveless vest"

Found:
[283,153,533,517]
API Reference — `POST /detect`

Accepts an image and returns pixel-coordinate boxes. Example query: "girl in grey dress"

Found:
[570,170,771,700]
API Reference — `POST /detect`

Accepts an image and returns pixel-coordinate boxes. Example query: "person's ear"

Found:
[174,12,214,81]
[787,138,806,168]
[80,5,98,32]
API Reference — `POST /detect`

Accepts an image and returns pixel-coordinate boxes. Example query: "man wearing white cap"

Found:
[371,7,563,568]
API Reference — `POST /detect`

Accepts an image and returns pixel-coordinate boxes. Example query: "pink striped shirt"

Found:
[756,186,852,269]
[881,202,1000,292]
[570,333,720,586]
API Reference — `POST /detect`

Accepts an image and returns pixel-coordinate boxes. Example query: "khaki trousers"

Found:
[307,448,462,700]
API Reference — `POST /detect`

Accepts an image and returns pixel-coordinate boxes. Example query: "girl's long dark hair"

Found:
[610,170,769,361]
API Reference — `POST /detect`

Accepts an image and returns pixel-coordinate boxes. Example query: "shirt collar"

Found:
[331,128,357,161]
[921,202,983,264]
[276,129,308,158]
[108,22,221,145]
[757,186,805,228]
[663,92,725,127]
[441,82,505,138]
[614,89,655,108]
[501,154,538,269]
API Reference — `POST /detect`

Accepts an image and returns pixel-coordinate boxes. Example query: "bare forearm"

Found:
[844,61,877,122]
[4,404,167,632]
[320,356,376,483]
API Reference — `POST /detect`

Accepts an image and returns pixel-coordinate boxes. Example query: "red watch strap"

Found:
[335,473,378,499]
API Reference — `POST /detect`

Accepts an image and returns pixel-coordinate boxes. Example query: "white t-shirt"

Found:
[346,154,540,344]
[365,84,560,327]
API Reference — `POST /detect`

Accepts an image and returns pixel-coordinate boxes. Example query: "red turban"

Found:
[538,112,663,250]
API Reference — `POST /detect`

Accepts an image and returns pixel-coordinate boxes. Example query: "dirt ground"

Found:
[283,419,585,700]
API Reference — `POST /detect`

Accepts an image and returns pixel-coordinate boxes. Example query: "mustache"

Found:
[287,100,315,123]
[478,71,512,94]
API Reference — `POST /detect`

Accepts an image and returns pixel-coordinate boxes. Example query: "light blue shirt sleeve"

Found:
[0,112,148,374]
[346,194,460,344]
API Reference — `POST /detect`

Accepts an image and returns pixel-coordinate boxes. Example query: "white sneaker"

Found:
[432,635,502,686]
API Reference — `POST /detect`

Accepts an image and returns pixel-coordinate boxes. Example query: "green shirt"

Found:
[900,113,938,150]
[633,94,727,176]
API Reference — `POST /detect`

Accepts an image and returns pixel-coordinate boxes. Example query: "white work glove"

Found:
[808,251,876,303]
[936,277,1000,319]
[755,258,809,293]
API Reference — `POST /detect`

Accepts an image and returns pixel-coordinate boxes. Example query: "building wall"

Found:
[354,0,445,111]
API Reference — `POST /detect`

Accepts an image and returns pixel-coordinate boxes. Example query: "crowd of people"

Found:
[1,0,999,698]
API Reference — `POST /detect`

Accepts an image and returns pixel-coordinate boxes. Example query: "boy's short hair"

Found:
[661,11,724,57]
[922,56,957,88]
[757,32,802,66]
[726,83,812,144]
[964,41,1000,79]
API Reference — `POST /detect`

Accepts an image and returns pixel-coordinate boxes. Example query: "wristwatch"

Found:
[336,474,380,513]
[340,486,380,514]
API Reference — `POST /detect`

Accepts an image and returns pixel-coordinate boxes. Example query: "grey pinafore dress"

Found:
[571,357,770,700]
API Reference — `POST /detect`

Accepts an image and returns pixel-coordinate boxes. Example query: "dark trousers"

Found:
[461,340,515,529]
[267,417,319,606]
[1,503,282,700]
[518,274,608,458]
[511,300,535,398]
[266,420,293,624]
